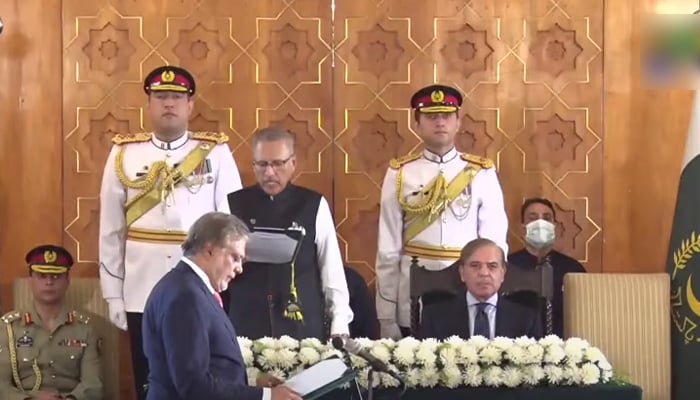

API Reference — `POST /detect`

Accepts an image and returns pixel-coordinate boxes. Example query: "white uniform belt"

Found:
[126,227,187,244]
[403,242,461,261]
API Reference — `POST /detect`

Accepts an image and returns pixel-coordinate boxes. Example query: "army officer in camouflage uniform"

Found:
[0,245,103,400]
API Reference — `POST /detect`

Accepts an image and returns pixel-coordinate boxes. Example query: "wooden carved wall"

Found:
[60,0,604,290]
[1,0,696,399]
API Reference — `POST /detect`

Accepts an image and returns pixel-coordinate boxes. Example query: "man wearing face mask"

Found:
[375,84,509,340]
[508,197,586,338]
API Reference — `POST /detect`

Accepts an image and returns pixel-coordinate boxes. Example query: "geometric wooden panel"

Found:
[61,0,333,275]
[334,0,604,284]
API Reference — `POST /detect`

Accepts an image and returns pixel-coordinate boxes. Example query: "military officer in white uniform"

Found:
[98,65,242,400]
[375,84,509,340]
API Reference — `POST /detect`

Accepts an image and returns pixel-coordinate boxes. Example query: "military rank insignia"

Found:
[16,332,33,347]
[60,339,87,347]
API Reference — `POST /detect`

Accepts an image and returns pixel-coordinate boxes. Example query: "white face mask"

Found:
[525,219,556,249]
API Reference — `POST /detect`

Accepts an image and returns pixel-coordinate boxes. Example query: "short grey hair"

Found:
[251,126,295,151]
[181,212,250,257]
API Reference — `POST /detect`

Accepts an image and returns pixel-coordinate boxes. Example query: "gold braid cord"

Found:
[114,147,180,209]
[396,169,449,216]
[6,324,41,393]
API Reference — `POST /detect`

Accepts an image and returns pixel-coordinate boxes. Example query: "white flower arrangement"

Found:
[238,334,614,389]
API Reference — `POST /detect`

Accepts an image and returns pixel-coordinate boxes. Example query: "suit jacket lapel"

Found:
[454,293,472,338]
[495,297,512,337]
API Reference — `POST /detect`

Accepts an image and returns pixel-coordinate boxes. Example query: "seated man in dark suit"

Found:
[344,266,379,339]
[419,238,543,340]
[142,211,301,400]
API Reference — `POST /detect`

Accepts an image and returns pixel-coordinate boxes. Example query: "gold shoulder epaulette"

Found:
[190,131,229,145]
[461,153,494,169]
[71,311,91,325]
[112,132,152,145]
[389,153,421,169]
[1,311,20,324]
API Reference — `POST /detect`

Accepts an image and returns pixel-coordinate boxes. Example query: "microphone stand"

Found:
[366,368,376,400]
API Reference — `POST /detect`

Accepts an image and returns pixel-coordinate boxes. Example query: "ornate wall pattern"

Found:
[61,0,604,281]
[334,0,604,284]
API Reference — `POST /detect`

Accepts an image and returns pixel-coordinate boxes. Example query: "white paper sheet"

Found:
[245,230,298,264]
[284,358,349,396]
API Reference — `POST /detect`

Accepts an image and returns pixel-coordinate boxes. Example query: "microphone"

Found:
[341,338,394,375]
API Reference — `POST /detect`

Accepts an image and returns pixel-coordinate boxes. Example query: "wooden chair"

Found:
[501,261,554,335]
[409,256,463,335]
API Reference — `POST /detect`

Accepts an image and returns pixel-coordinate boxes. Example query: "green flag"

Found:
[669,90,700,400]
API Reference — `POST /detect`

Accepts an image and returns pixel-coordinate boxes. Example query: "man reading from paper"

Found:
[221,126,353,341]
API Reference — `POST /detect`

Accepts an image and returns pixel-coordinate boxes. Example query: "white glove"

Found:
[106,298,128,331]
[379,320,402,340]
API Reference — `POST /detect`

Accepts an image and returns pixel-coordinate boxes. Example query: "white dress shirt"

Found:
[466,291,498,339]
[183,257,271,400]
[314,196,354,336]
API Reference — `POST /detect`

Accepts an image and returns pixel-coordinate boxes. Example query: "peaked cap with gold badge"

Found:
[143,65,196,96]
[26,244,74,274]
[410,84,463,113]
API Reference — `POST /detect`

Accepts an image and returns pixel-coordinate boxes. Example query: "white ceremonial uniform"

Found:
[375,147,508,329]
[99,131,242,313]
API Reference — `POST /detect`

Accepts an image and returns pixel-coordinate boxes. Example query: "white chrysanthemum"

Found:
[276,348,297,368]
[564,345,584,364]
[502,366,523,388]
[393,343,416,367]
[369,344,392,363]
[397,336,422,350]
[256,337,277,349]
[523,344,544,364]
[238,337,253,349]
[357,368,380,388]
[463,365,482,387]
[457,344,480,365]
[298,347,321,366]
[504,344,527,365]
[543,344,566,364]
[539,334,564,347]
[379,371,400,388]
[522,365,545,385]
[321,348,343,360]
[584,346,605,363]
[416,340,438,365]
[514,336,537,347]
[246,367,260,386]
[355,338,374,348]
[300,338,325,351]
[259,348,278,368]
[466,335,490,349]
[440,366,462,388]
[565,337,589,350]
[241,347,254,367]
[479,345,503,365]
[376,338,397,350]
[349,354,368,368]
[277,335,299,349]
[544,365,564,384]
[483,366,504,387]
[438,345,457,367]
[491,336,515,350]
[404,368,421,387]
[444,335,466,348]
[419,366,440,387]
[562,366,581,385]
[268,368,287,381]
[580,362,601,385]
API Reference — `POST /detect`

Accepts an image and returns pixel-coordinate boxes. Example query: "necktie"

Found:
[473,302,490,338]
[213,292,223,308]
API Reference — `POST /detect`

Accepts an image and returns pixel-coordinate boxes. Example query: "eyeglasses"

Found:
[252,154,295,170]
